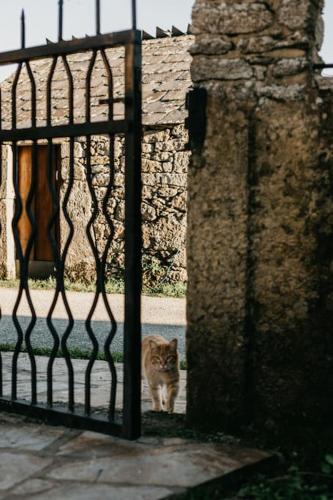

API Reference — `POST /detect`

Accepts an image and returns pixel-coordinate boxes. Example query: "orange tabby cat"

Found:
[142,335,179,413]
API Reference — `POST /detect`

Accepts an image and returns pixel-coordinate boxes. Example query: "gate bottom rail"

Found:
[0,397,123,436]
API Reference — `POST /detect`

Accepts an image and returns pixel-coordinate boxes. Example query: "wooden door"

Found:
[18,145,58,262]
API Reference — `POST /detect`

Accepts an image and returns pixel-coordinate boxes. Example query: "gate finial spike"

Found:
[132,0,137,30]
[96,0,101,35]
[58,0,64,41]
[21,9,26,49]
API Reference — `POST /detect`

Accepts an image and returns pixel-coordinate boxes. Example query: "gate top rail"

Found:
[0,30,141,67]
[0,0,139,67]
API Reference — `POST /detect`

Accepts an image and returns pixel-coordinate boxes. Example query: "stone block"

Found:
[192,3,274,35]
[192,57,253,82]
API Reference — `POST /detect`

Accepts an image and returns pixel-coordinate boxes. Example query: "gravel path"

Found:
[0,288,186,358]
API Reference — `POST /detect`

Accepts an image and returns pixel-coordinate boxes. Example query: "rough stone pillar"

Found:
[187,0,333,431]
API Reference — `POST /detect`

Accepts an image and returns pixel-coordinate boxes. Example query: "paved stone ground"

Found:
[0,352,186,414]
[0,295,272,499]
[0,411,271,500]
[0,289,186,358]
[0,354,272,499]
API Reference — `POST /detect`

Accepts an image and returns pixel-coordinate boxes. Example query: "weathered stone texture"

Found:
[192,2,274,35]
[187,96,250,425]
[252,99,331,423]
[188,0,332,431]
[62,126,188,285]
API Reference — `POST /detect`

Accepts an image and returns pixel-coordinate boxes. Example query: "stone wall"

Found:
[0,125,189,285]
[187,0,333,432]
[62,125,188,285]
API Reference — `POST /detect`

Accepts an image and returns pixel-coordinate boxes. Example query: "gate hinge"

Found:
[185,87,207,153]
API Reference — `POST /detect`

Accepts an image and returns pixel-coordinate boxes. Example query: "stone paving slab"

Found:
[0,413,271,500]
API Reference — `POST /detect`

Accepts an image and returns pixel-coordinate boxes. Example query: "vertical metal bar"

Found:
[11,143,24,401]
[96,0,101,35]
[24,61,38,404]
[46,56,60,407]
[60,55,75,412]
[123,33,142,440]
[100,49,117,421]
[11,64,24,401]
[84,51,99,415]
[24,138,38,404]
[0,87,2,197]
[0,87,2,187]
[132,0,137,30]
[61,134,75,413]
[12,64,22,130]
[21,10,26,49]
[58,0,64,42]
[0,87,2,398]
[46,139,60,408]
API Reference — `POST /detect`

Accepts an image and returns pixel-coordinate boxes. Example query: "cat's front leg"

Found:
[165,382,179,414]
[149,384,162,411]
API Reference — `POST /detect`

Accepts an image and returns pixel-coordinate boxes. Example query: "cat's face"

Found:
[149,339,178,372]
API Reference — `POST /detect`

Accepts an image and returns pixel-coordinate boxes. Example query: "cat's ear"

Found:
[170,338,178,351]
[149,340,158,351]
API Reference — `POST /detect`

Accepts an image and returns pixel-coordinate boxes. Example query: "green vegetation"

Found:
[174,455,333,500]
[0,343,187,369]
[236,457,333,500]
[0,277,186,298]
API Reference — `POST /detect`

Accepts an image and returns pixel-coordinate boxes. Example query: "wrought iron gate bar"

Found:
[0,31,140,66]
[0,398,122,436]
[313,63,333,69]
[96,0,101,36]
[0,85,2,397]
[58,0,64,42]
[100,47,118,421]
[61,135,76,413]
[0,121,129,142]
[46,139,60,408]
[0,87,2,194]
[84,49,99,416]
[0,1,142,439]
[123,38,142,440]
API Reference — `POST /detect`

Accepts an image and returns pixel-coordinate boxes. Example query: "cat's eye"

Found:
[151,356,161,364]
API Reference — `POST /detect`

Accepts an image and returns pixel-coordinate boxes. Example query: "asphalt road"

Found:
[0,288,186,358]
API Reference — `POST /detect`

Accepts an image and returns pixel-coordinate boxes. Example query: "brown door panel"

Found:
[18,146,33,258]
[18,145,58,262]
[35,146,54,261]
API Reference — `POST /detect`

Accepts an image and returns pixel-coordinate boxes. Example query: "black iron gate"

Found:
[0,0,142,439]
